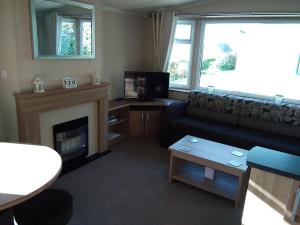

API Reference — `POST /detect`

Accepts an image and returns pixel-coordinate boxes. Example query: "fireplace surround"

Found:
[14,84,109,154]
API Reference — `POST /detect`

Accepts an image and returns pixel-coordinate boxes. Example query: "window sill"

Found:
[169,88,191,93]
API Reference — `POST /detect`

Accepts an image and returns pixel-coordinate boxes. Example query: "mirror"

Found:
[30,0,95,59]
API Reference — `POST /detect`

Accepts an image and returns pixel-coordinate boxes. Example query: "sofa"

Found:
[160,91,300,156]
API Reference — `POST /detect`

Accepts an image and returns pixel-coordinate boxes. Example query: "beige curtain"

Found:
[152,11,176,72]
[37,12,58,55]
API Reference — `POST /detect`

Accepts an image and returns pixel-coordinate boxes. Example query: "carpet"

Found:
[53,138,242,225]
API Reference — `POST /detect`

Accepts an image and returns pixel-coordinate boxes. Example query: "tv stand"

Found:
[108,98,179,145]
[136,98,155,102]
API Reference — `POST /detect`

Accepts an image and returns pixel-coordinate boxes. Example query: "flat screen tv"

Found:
[124,71,169,100]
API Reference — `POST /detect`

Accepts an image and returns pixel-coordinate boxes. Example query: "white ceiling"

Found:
[102,0,203,11]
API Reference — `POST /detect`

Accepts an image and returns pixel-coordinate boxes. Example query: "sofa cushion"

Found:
[240,98,300,138]
[187,91,243,125]
[228,126,300,156]
[241,98,300,125]
[169,115,234,145]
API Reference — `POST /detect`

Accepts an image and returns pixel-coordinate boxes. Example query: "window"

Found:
[199,21,300,100]
[168,18,300,101]
[168,20,195,88]
[59,18,77,56]
[58,17,92,56]
[80,20,92,55]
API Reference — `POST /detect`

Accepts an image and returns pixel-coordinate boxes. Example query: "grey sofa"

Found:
[160,91,300,156]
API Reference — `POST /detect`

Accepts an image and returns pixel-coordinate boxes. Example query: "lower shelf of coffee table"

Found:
[171,162,238,201]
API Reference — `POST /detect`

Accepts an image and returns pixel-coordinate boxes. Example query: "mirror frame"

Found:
[30,0,96,60]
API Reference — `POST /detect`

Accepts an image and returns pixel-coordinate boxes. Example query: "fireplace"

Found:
[53,117,88,168]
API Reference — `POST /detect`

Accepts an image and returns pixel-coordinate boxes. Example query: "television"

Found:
[124,71,169,100]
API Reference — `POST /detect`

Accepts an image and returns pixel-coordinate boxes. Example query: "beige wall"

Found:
[15,0,102,92]
[0,0,20,141]
[0,0,152,141]
[177,0,300,13]
[0,0,102,142]
[103,10,153,99]
[0,111,5,141]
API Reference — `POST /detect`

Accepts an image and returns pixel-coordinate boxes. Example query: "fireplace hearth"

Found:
[53,117,88,169]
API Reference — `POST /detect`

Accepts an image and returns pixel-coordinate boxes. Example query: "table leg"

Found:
[0,209,14,225]
[235,169,251,208]
[169,153,175,183]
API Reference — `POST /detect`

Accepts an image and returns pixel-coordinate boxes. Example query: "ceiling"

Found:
[102,0,204,12]
[34,0,211,13]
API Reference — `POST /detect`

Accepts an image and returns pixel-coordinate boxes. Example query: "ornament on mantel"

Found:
[33,77,45,93]
[91,72,102,85]
[62,76,77,89]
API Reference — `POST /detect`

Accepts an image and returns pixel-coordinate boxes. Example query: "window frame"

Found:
[58,17,77,56]
[172,17,300,103]
[79,19,92,56]
[168,19,196,89]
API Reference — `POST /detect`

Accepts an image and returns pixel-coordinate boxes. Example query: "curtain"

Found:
[45,12,58,55]
[37,12,58,55]
[152,11,177,72]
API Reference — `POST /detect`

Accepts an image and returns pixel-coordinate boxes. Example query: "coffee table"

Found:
[168,135,250,207]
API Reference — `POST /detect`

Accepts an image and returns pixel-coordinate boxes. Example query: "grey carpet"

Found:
[53,138,243,225]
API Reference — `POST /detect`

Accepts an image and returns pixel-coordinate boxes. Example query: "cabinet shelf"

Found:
[108,132,127,145]
[108,118,128,128]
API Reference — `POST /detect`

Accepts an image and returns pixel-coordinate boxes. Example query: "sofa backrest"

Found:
[187,91,300,138]
[239,98,300,138]
[187,91,243,125]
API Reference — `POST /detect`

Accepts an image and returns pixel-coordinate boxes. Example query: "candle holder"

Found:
[91,72,102,85]
[33,77,45,93]
[273,94,284,105]
[207,85,215,94]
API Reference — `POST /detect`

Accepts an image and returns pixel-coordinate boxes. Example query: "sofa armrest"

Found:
[159,101,187,147]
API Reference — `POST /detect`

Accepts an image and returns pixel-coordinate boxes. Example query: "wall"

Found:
[102,10,152,99]
[0,111,5,141]
[0,0,152,141]
[0,0,21,141]
[0,0,102,142]
[176,0,300,13]
[14,0,102,92]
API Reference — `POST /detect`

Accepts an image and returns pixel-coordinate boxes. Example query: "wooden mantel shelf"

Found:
[14,83,109,153]
[15,83,109,100]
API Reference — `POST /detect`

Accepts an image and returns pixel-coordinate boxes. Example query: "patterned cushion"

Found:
[240,99,300,126]
[188,91,243,115]
[188,91,300,126]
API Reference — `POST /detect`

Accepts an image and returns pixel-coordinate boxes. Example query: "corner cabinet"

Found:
[108,99,181,146]
[129,108,160,136]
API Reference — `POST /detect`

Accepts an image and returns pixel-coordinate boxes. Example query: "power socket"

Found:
[1,70,8,80]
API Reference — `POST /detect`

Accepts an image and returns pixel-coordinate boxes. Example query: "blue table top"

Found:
[246,146,300,180]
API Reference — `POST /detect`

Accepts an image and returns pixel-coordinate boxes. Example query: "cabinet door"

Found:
[145,111,160,135]
[129,111,145,136]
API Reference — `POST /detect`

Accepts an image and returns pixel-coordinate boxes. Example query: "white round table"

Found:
[0,143,62,211]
